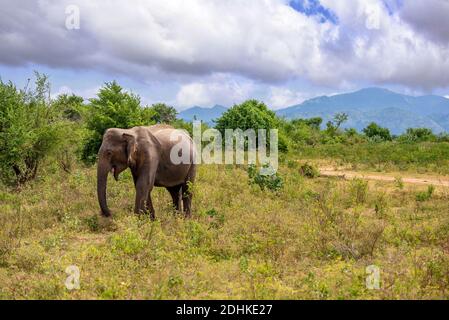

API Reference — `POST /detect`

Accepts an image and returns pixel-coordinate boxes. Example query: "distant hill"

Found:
[276,88,449,134]
[178,105,227,125]
[178,89,449,134]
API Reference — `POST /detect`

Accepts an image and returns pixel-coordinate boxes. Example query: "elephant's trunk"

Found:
[97,157,111,217]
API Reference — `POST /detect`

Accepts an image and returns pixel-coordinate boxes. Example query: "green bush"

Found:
[299,163,320,179]
[247,164,283,192]
[149,103,178,124]
[363,122,392,141]
[52,93,85,122]
[280,118,321,147]
[215,100,286,151]
[416,185,435,202]
[81,81,154,163]
[215,100,278,133]
[0,73,68,187]
[349,178,368,205]
[398,128,436,143]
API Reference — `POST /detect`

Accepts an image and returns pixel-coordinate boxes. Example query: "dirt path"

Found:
[319,168,449,187]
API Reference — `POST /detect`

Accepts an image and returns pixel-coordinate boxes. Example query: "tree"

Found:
[149,103,178,124]
[52,93,85,121]
[215,99,278,133]
[0,73,66,187]
[333,113,349,130]
[215,99,287,151]
[290,117,323,130]
[363,122,392,141]
[399,128,436,142]
[81,81,153,163]
[325,113,348,137]
[280,118,321,147]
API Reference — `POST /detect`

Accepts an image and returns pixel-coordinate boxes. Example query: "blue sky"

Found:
[0,0,448,110]
[289,0,339,24]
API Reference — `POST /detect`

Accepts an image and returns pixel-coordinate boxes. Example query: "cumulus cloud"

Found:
[51,85,101,100]
[399,0,449,44]
[0,0,448,91]
[267,87,309,109]
[175,74,254,108]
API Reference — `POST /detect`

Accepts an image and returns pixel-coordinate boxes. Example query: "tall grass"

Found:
[1,160,448,299]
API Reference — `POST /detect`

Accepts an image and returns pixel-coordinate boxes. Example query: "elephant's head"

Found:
[97,128,137,217]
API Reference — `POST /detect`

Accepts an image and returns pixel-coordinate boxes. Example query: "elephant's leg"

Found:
[146,192,156,221]
[131,171,138,187]
[181,183,192,218]
[134,177,152,216]
[166,185,182,212]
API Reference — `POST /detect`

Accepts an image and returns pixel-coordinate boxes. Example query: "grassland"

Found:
[1,156,449,299]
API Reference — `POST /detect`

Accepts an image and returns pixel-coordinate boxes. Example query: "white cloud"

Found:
[51,85,101,100]
[0,0,449,91]
[175,75,254,108]
[267,87,309,109]
[399,0,449,44]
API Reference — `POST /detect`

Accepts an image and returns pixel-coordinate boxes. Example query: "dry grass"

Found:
[0,159,449,299]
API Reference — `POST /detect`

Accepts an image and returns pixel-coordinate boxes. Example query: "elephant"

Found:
[97,124,196,219]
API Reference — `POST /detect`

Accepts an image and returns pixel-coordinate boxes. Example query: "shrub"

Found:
[215,100,285,151]
[299,163,320,179]
[0,73,67,187]
[280,118,322,147]
[81,81,154,164]
[149,103,178,124]
[110,231,147,255]
[52,93,85,122]
[398,128,436,143]
[416,185,435,202]
[349,179,368,205]
[215,100,278,133]
[363,122,392,141]
[247,164,283,192]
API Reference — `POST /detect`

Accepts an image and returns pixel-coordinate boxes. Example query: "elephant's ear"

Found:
[123,133,137,167]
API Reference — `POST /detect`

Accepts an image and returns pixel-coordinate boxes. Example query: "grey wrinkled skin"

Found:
[97,124,196,219]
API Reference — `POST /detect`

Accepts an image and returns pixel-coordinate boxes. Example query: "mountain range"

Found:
[178,105,227,126]
[178,88,449,134]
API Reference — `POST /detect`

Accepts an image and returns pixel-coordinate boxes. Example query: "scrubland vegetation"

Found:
[1,74,448,299]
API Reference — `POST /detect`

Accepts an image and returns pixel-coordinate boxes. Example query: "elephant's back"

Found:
[148,124,174,133]
[152,127,193,146]
[152,127,196,163]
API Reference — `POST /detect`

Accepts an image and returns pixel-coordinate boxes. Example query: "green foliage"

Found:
[205,208,225,229]
[149,103,178,124]
[349,178,368,205]
[297,117,323,130]
[280,118,321,147]
[416,185,435,202]
[81,81,154,164]
[333,113,349,129]
[398,128,436,143]
[0,73,69,187]
[325,113,349,137]
[52,93,85,122]
[363,122,392,141]
[395,177,404,190]
[247,164,283,192]
[299,163,320,179]
[110,230,147,255]
[215,100,278,133]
